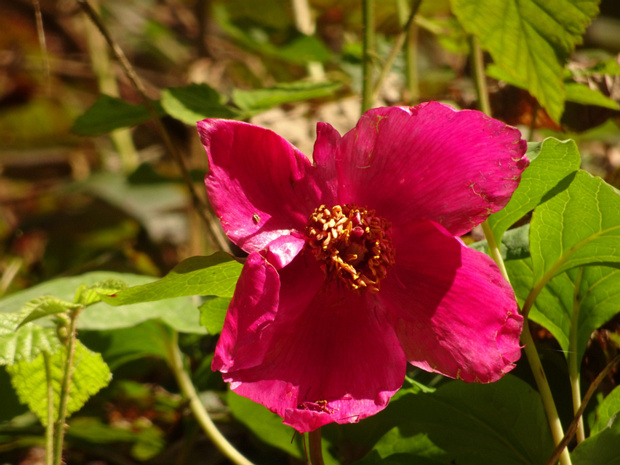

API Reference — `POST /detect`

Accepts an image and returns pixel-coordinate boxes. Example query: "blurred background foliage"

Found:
[1,0,620,463]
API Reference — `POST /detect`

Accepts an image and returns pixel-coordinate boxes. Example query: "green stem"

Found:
[53,309,81,465]
[396,0,421,103]
[469,35,491,116]
[308,429,325,465]
[43,352,54,465]
[568,267,585,443]
[480,227,571,465]
[166,331,254,465]
[361,0,375,113]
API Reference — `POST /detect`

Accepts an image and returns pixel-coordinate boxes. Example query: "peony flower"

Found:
[197,102,528,433]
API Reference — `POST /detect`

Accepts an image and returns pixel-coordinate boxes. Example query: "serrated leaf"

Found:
[365,375,554,465]
[161,84,237,125]
[72,95,164,136]
[488,138,581,245]
[591,385,620,436]
[507,259,620,364]
[17,296,80,328]
[530,170,620,283]
[452,0,600,121]
[199,297,230,335]
[565,82,620,110]
[571,416,620,464]
[0,272,205,334]
[6,340,111,425]
[73,279,129,307]
[102,253,242,306]
[0,313,61,365]
[232,81,341,114]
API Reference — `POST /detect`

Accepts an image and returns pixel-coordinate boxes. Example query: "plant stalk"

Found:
[568,267,585,443]
[166,331,254,465]
[361,0,375,113]
[308,428,325,465]
[470,35,491,116]
[53,309,81,465]
[43,352,54,465]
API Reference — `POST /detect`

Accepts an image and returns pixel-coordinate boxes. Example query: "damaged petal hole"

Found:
[306,204,395,293]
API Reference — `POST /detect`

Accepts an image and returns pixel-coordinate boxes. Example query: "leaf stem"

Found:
[568,267,585,443]
[480,226,571,465]
[166,331,254,465]
[470,35,491,116]
[43,352,54,465]
[53,309,81,465]
[76,0,231,254]
[361,0,375,113]
[308,428,325,465]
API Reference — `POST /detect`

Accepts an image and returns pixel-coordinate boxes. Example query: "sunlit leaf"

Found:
[72,95,164,135]
[507,259,620,363]
[7,341,111,425]
[199,297,230,335]
[0,313,61,365]
[73,279,129,307]
[102,253,242,306]
[530,170,620,283]
[452,0,600,121]
[233,81,341,114]
[565,82,620,110]
[16,296,80,328]
[488,138,581,245]
[0,272,205,334]
[161,84,238,124]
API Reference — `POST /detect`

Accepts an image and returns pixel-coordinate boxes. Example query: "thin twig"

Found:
[43,352,54,465]
[33,0,51,95]
[361,0,375,113]
[308,429,324,465]
[76,0,231,254]
[545,353,620,465]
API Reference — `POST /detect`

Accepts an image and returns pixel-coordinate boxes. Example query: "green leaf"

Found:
[199,297,230,335]
[565,82,620,110]
[0,313,61,365]
[507,259,620,363]
[17,296,80,328]
[355,428,450,465]
[6,340,111,425]
[160,84,238,124]
[0,272,205,334]
[591,385,620,436]
[72,95,164,136]
[363,375,554,465]
[488,138,581,245]
[451,0,600,121]
[571,416,620,464]
[102,253,242,306]
[232,81,341,114]
[73,279,129,307]
[530,170,620,283]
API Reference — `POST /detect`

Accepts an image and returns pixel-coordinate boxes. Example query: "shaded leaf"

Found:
[470,224,530,261]
[488,138,581,245]
[591,385,620,436]
[72,95,164,136]
[452,0,600,121]
[102,253,242,306]
[7,341,111,425]
[571,416,620,464]
[161,84,237,124]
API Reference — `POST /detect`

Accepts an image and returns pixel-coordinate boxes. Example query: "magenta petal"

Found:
[313,102,528,235]
[381,219,522,383]
[198,119,324,253]
[221,260,406,433]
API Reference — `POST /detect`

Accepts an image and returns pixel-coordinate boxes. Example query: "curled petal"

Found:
[198,119,324,253]
[313,102,528,235]
[381,219,522,382]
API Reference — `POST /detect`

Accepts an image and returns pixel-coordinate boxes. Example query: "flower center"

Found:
[306,204,395,293]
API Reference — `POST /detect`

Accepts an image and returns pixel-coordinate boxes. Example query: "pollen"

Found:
[306,204,395,293]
